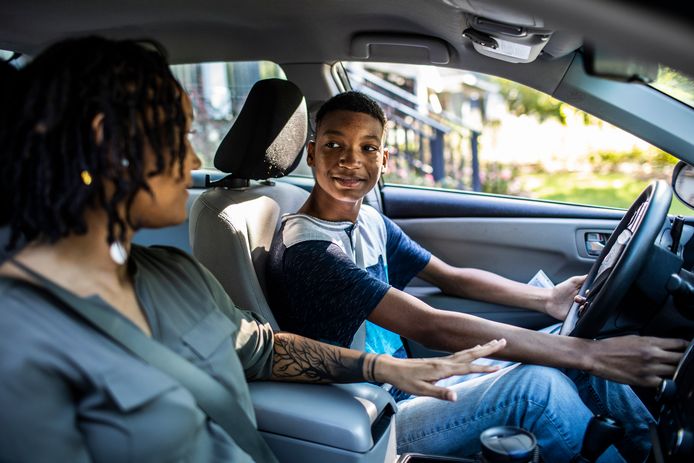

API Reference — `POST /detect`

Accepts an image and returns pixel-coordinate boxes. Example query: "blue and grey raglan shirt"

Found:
[267,205,432,363]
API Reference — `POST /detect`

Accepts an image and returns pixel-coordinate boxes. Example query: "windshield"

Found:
[650,65,694,109]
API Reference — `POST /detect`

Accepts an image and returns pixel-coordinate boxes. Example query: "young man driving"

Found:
[267,91,687,461]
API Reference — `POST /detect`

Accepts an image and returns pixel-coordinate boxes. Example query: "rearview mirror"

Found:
[583,44,658,83]
[672,161,694,209]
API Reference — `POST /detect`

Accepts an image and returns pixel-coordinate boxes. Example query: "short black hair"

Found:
[0,36,187,250]
[314,91,386,133]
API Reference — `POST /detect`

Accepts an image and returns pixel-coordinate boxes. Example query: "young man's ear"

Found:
[306,140,316,167]
[381,147,389,173]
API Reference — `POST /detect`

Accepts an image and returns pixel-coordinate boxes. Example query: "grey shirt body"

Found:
[0,245,275,462]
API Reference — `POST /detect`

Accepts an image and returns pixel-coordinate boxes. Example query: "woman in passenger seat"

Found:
[0,36,507,463]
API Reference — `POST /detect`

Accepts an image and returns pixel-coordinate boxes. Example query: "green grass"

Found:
[521,172,692,216]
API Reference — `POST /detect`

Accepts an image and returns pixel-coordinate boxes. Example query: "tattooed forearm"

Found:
[271,333,374,383]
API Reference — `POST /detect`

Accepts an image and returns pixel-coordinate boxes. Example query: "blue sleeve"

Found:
[383,215,432,290]
[277,241,391,348]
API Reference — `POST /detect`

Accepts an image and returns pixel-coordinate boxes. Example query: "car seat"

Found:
[189,78,309,330]
[188,79,397,463]
[190,78,378,350]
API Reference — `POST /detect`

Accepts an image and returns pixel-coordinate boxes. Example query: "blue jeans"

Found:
[394,325,654,462]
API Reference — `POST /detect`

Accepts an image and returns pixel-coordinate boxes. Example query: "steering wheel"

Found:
[560,180,672,338]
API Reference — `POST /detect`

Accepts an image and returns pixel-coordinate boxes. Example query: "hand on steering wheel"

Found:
[560,180,672,338]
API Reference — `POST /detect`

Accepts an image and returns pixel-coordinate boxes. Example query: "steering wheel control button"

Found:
[480,426,538,462]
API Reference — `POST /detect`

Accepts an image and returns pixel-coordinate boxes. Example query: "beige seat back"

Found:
[189,79,309,329]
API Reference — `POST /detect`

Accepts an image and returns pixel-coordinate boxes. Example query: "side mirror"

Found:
[672,161,694,209]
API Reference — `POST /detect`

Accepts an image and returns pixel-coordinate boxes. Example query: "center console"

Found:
[250,381,542,463]
[250,382,398,463]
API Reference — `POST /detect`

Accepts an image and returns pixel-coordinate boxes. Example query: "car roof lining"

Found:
[0,1,579,64]
[3,0,693,85]
[2,1,692,63]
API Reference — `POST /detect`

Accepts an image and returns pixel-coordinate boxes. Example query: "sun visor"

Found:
[350,33,450,65]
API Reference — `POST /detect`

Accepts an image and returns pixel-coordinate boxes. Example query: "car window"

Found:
[171,61,286,169]
[650,66,694,109]
[342,61,690,215]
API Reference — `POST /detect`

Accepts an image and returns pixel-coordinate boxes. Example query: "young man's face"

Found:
[307,109,388,204]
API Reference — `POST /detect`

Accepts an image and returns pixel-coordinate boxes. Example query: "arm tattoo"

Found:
[272,333,367,383]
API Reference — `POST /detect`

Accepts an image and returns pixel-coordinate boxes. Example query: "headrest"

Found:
[214,79,307,180]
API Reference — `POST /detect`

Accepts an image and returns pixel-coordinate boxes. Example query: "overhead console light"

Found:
[463,16,552,64]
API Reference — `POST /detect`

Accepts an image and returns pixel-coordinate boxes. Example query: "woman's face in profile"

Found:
[128,92,201,230]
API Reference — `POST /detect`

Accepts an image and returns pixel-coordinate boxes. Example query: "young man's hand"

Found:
[544,275,586,320]
[375,339,507,401]
[585,336,689,387]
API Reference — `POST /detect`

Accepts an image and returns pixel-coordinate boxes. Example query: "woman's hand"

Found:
[374,339,507,401]
[545,275,586,320]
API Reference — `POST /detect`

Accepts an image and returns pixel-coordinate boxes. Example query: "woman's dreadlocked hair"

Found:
[1,36,187,251]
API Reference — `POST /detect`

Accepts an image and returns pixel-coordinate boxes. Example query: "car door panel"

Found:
[398,217,618,283]
[382,185,623,357]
